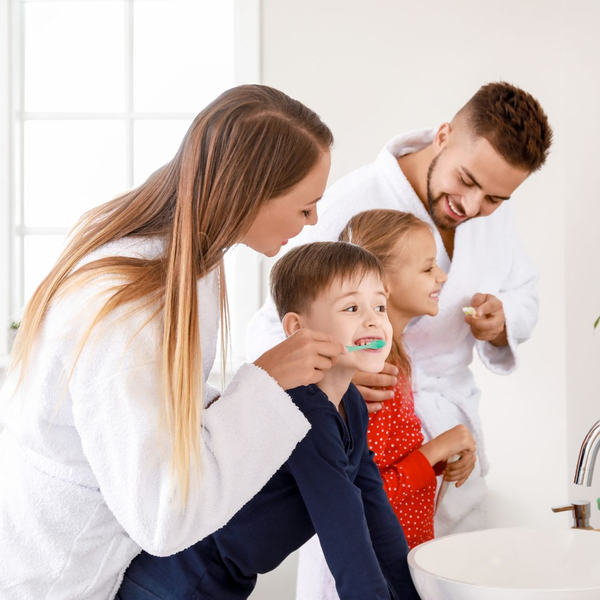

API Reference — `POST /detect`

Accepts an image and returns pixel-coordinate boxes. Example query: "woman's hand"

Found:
[352,362,399,413]
[254,329,346,390]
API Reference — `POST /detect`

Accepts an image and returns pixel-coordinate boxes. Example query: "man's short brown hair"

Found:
[270,241,385,320]
[457,81,553,173]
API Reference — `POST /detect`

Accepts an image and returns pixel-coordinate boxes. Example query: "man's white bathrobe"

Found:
[246,129,538,599]
[0,237,311,600]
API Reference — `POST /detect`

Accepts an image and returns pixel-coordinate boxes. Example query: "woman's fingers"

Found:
[310,330,346,353]
[315,341,344,362]
[253,328,346,390]
[312,354,333,371]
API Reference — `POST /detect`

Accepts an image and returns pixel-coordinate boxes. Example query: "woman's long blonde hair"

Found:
[338,210,430,386]
[11,84,333,504]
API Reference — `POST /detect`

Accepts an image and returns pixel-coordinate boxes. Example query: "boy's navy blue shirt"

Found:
[120,383,420,600]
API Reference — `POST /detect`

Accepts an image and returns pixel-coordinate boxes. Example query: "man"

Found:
[247,81,551,540]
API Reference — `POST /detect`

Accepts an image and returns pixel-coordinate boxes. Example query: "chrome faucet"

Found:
[551,421,600,531]
[574,420,600,486]
[552,501,594,530]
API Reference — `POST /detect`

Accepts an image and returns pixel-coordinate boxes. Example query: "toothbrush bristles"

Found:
[346,339,386,352]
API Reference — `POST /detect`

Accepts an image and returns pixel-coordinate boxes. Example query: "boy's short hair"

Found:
[457,81,553,173]
[270,241,385,320]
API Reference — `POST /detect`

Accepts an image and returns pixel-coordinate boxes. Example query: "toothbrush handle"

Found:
[434,455,461,514]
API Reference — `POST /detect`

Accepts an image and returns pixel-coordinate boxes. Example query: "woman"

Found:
[0,84,342,599]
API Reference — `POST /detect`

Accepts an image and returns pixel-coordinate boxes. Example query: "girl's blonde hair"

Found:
[338,210,430,386]
[11,84,333,504]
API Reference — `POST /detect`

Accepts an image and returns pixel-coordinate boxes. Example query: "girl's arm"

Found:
[374,447,439,509]
[367,394,438,509]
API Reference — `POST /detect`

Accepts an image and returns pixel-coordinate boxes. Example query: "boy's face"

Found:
[294,272,393,373]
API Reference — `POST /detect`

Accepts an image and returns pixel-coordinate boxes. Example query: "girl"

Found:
[296,209,477,600]
[0,85,344,600]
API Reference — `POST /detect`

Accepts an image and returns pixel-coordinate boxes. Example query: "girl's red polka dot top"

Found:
[366,377,443,549]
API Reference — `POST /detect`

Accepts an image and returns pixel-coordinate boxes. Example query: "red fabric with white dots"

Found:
[367,380,437,549]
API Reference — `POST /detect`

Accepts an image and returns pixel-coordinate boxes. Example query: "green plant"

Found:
[9,321,20,330]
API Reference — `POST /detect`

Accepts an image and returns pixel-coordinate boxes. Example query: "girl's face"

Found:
[386,226,448,321]
[241,151,331,257]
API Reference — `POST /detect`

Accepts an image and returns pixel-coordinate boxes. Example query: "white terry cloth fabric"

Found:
[296,535,341,600]
[0,237,310,600]
[247,129,538,600]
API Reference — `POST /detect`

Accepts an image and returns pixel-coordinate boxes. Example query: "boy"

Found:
[119,242,420,600]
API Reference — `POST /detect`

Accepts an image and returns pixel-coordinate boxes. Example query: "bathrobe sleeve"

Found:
[476,206,539,375]
[64,290,310,557]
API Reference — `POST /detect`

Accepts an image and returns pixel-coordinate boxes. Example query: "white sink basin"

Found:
[408,527,600,599]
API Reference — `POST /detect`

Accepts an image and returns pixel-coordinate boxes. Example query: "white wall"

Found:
[252,1,599,598]
[564,0,600,517]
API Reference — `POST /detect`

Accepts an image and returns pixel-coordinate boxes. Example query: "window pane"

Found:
[133,119,192,186]
[133,0,234,113]
[24,121,127,228]
[24,2,125,112]
[23,235,66,303]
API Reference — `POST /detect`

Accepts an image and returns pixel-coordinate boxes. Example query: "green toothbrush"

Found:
[346,339,386,352]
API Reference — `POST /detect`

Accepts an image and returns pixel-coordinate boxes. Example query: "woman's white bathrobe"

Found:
[246,129,538,600]
[0,237,310,600]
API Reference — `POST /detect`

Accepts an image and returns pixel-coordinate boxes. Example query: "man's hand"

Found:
[465,293,508,347]
[352,362,399,413]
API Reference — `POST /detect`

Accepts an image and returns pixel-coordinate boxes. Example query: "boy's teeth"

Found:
[356,338,377,346]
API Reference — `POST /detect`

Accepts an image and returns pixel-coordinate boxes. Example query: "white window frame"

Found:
[0,0,262,371]
[0,0,12,370]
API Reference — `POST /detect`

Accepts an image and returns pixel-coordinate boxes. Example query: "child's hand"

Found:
[442,452,476,487]
[419,424,476,468]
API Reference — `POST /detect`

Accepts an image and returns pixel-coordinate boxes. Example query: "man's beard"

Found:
[426,151,462,231]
